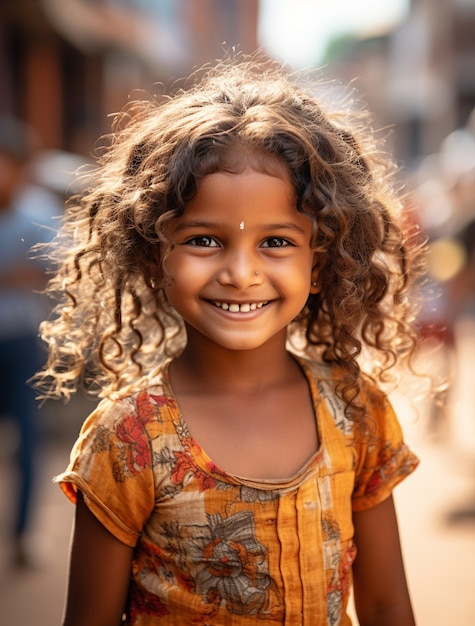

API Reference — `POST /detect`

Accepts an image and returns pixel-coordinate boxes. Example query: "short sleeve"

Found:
[351,384,419,512]
[55,394,156,547]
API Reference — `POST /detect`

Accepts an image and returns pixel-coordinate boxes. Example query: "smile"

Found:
[213,301,269,313]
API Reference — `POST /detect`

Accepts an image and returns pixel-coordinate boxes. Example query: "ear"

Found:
[309,253,323,294]
[144,247,164,289]
[309,276,320,294]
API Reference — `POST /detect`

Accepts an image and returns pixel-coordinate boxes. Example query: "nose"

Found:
[216,248,261,288]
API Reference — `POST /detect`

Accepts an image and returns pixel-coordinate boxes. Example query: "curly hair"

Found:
[35,55,424,413]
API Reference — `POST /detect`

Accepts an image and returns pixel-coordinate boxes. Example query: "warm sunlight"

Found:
[258,0,410,67]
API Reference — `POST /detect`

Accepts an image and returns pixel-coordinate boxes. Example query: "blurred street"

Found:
[1,337,475,626]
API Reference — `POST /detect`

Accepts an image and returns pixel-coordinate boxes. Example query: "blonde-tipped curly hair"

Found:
[35,55,424,414]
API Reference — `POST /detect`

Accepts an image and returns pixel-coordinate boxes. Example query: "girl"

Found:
[38,56,422,625]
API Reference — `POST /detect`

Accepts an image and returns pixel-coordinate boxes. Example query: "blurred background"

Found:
[0,1,474,624]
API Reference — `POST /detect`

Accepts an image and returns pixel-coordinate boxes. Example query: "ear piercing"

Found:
[312,281,318,287]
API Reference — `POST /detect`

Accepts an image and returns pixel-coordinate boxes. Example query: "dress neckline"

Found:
[160,355,333,492]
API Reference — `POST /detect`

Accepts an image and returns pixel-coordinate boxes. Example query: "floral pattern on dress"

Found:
[110,391,164,480]
[357,442,417,499]
[171,450,217,492]
[128,581,170,623]
[185,510,280,618]
[103,390,192,484]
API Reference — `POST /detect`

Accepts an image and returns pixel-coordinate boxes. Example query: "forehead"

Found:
[178,166,313,237]
[216,145,291,180]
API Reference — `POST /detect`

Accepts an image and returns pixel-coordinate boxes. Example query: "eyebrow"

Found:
[263,222,307,235]
[172,220,307,235]
[172,220,221,233]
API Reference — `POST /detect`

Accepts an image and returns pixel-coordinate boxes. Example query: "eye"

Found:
[261,237,292,248]
[185,235,219,248]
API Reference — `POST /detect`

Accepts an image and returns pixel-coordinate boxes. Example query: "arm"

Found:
[62,491,134,626]
[352,495,416,626]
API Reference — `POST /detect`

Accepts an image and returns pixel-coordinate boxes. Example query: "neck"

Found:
[171,328,298,395]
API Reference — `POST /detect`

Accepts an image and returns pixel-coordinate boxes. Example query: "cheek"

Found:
[292,258,315,299]
[277,255,313,283]
[163,248,187,277]
[162,250,212,296]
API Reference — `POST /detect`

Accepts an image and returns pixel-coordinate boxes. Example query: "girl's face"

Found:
[163,161,319,354]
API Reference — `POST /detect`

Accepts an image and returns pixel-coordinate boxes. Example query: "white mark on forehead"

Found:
[239,221,245,230]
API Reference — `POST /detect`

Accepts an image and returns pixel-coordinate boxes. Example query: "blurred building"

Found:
[0,0,258,156]
[1,0,474,168]
[324,0,475,165]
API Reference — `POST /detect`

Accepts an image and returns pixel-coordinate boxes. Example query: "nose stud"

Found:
[255,271,259,276]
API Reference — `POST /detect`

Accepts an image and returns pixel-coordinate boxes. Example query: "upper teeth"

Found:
[214,301,267,312]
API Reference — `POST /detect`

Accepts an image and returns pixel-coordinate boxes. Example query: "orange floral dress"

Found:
[57,355,418,625]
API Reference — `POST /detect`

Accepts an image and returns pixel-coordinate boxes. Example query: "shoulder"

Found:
[66,364,179,489]
[83,363,176,435]
[296,353,388,404]
[295,353,395,434]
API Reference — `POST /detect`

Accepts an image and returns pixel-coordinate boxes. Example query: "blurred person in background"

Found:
[0,116,62,567]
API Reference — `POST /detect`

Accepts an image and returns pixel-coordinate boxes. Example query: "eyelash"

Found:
[185,236,293,248]
[186,235,219,247]
[262,237,292,248]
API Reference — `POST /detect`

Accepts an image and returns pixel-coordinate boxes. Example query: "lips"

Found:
[213,301,269,313]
